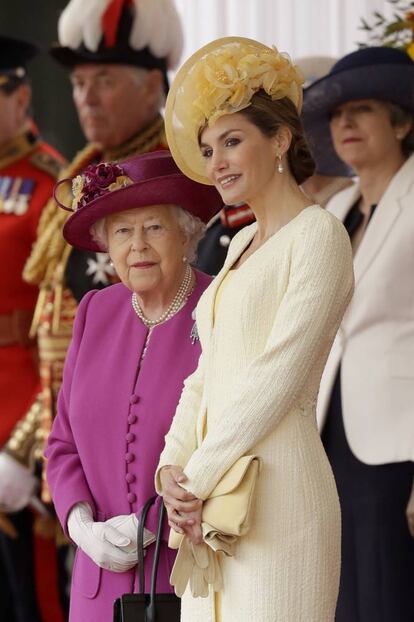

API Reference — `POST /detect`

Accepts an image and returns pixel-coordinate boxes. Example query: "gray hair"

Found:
[127,66,166,109]
[385,102,414,157]
[90,205,206,262]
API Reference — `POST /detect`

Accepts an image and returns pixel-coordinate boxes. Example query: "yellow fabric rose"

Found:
[186,41,303,132]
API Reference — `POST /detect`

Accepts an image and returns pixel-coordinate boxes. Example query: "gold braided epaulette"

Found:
[30,148,65,180]
[4,394,43,469]
[23,143,102,286]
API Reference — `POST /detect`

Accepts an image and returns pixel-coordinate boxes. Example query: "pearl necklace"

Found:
[131,264,193,327]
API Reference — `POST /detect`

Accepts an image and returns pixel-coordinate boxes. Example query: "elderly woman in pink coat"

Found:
[45,150,221,622]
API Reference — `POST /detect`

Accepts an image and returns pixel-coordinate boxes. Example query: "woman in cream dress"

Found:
[156,38,354,622]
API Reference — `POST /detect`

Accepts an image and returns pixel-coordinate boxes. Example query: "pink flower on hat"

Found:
[72,162,132,210]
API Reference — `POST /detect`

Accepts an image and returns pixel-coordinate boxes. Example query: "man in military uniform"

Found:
[3,0,183,509]
[0,35,66,622]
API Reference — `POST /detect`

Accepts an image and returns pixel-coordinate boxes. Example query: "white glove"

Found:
[67,502,138,572]
[0,452,37,512]
[105,514,156,554]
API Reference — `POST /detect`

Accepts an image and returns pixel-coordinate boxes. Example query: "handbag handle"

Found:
[137,495,157,595]
[146,501,167,622]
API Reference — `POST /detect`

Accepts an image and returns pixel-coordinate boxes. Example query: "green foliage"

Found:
[357,0,414,49]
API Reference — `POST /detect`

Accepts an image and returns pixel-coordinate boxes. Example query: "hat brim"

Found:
[0,36,39,71]
[302,63,414,176]
[50,45,170,92]
[165,36,278,186]
[50,45,114,68]
[62,173,222,252]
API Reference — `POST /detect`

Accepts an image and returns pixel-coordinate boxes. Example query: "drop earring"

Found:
[277,155,284,174]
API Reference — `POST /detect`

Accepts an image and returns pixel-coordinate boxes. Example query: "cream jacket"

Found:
[157,206,354,621]
[317,154,414,465]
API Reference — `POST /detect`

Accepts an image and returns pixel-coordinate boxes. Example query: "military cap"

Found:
[0,35,38,86]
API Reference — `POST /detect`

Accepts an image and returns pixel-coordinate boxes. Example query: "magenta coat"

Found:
[46,270,211,622]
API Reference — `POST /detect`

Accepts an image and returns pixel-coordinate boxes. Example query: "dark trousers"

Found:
[0,509,42,622]
[0,540,16,622]
[322,370,414,622]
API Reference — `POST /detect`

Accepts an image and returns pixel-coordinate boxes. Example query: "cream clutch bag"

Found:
[169,455,261,597]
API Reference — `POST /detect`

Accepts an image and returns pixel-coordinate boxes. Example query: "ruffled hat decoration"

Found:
[165,37,304,185]
[50,0,183,91]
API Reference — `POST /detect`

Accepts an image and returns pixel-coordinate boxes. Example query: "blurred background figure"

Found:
[296,55,354,206]
[0,35,66,622]
[303,46,414,622]
[5,0,182,527]
[194,199,251,277]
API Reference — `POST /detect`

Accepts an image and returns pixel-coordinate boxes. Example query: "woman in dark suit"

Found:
[303,46,414,622]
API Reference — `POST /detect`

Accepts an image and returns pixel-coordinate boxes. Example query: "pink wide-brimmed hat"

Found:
[56,150,222,252]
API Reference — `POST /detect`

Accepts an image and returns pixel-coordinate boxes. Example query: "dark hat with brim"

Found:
[0,35,38,83]
[302,46,414,176]
[50,42,169,92]
[59,150,222,252]
[50,42,167,73]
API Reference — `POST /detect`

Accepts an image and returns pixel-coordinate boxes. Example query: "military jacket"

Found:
[0,125,64,447]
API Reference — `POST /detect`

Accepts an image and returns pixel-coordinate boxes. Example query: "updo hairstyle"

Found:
[239,90,315,185]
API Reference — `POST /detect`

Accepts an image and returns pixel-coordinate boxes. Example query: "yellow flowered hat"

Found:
[165,37,304,185]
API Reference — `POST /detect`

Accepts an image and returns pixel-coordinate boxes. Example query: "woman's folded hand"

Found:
[160,465,203,543]
[67,502,138,572]
[105,513,156,551]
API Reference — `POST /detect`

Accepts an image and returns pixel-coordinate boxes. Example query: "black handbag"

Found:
[113,496,181,622]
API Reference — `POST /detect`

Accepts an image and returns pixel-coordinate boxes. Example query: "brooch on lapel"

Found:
[190,308,199,344]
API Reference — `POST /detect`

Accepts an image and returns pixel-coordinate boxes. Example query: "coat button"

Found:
[127,414,137,424]
[127,492,137,504]
[125,452,135,463]
[125,473,136,484]
[130,394,139,404]
[126,432,135,442]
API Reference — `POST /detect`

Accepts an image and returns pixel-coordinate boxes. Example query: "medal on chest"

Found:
[0,176,36,215]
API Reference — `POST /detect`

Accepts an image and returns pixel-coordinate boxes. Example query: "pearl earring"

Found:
[277,155,284,174]
[182,256,188,263]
